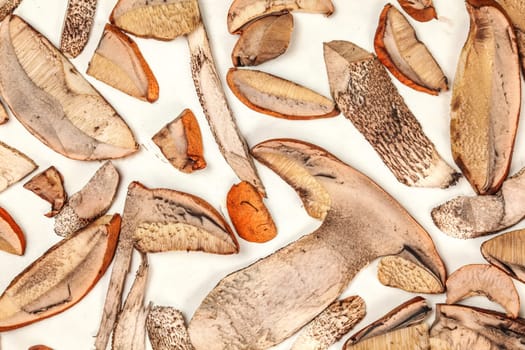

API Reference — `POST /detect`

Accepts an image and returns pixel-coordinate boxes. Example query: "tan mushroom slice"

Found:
[0,214,120,331]
[0,207,26,256]
[481,228,525,284]
[227,68,338,120]
[0,101,7,125]
[0,15,138,161]
[146,306,194,350]
[152,109,206,173]
[375,4,447,95]
[291,296,366,350]
[324,40,458,188]
[344,323,430,350]
[497,0,525,74]
[87,24,159,102]
[60,0,98,58]
[0,0,22,21]
[187,139,446,350]
[0,141,37,193]
[23,166,67,218]
[397,0,437,22]
[232,13,293,67]
[54,161,119,237]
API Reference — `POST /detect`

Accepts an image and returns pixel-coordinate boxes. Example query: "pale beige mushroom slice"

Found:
[497,0,525,74]
[0,15,138,161]
[481,228,525,284]
[0,207,26,256]
[0,0,22,21]
[344,323,430,350]
[60,0,98,58]
[397,0,437,22]
[23,166,67,218]
[187,139,446,350]
[146,306,194,350]
[0,140,37,193]
[324,40,458,189]
[0,101,7,125]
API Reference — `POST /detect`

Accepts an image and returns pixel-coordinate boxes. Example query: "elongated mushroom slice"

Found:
[291,296,366,350]
[344,323,430,350]
[23,166,67,218]
[481,228,525,283]
[0,207,25,256]
[227,68,338,120]
[0,101,7,125]
[0,0,22,21]
[496,0,525,74]
[232,13,293,67]
[397,0,437,22]
[188,139,446,350]
[324,40,458,188]
[146,306,194,350]
[60,0,98,58]
[0,214,120,331]
[0,141,36,193]
[152,109,206,173]
[54,162,119,237]
[227,0,334,34]
[88,24,159,102]
[0,16,138,161]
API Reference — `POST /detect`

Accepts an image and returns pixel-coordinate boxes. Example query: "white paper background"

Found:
[1,0,524,349]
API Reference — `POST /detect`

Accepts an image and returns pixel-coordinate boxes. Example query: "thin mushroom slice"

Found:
[227,68,338,120]
[481,228,525,283]
[0,214,121,331]
[324,40,459,188]
[0,0,22,22]
[397,0,437,22]
[60,0,98,58]
[0,101,7,125]
[23,166,67,218]
[0,140,37,193]
[0,207,26,256]
[344,323,430,350]
[496,0,525,75]
[146,306,194,350]
[188,139,446,350]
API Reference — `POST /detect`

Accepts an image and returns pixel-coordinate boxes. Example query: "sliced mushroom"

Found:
[60,0,98,58]
[232,13,293,67]
[375,4,447,95]
[344,323,430,350]
[187,139,446,350]
[0,214,120,331]
[87,24,159,102]
[0,207,25,256]
[227,0,334,34]
[0,15,138,161]
[0,0,22,21]
[497,0,525,74]
[397,0,437,22]
[152,109,206,173]
[324,40,458,188]
[0,140,37,193]
[23,166,67,218]
[28,346,53,350]
[481,228,525,284]
[146,306,194,350]
[227,68,338,120]
[0,101,7,125]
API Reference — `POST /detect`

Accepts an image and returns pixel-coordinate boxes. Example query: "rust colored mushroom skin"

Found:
[397,0,437,22]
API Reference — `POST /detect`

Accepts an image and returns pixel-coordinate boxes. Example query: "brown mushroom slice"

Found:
[227,68,338,120]
[324,40,459,189]
[481,228,525,283]
[375,4,447,95]
[0,0,22,22]
[291,296,366,350]
[0,101,7,125]
[0,207,25,256]
[0,141,37,193]
[497,0,525,74]
[0,214,120,331]
[187,139,446,350]
[23,166,67,218]
[87,24,159,102]
[227,0,334,34]
[54,162,119,237]
[146,306,194,350]
[344,323,430,350]
[397,0,437,22]
[28,346,53,350]
[0,15,138,161]
[60,0,98,58]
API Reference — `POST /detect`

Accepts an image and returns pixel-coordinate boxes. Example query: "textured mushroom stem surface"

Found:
[0,207,26,255]
[324,40,458,189]
[60,0,98,58]
[0,0,22,21]
[146,306,194,350]
[23,166,67,218]
[0,140,36,193]
[397,0,437,22]
[344,323,430,349]
[481,228,525,283]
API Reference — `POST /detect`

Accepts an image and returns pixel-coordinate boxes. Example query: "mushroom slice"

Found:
[146,306,194,350]
[28,346,53,350]
[291,296,366,350]
[397,0,437,22]
[23,166,67,218]
[227,0,334,34]
[496,0,525,74]
[60,0,98,58]
[0,101,7,125]
[227,68,338,120]
[375,4,447,95]
[324,40,458,188]
[0,207,25,256]
[152,109,206,173]
[0,140,37,193]
[187,139,446,350]
[0,0,22,22]
[481,228,525,283]
[87,24,159,102]
[0,214,120,331]
[232,13,293,67]
[344,323,430,350]
[0,15,138,161]
[54,162,119,237]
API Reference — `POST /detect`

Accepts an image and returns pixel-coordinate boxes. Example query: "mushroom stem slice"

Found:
[60,0,98,58]
[146,306,194,350]
[0,140,37,193]
[344,323,430,350]
[481,228,525,283]
[23,166,67,218]
[397,0,437,22]
[0,207,26,256]
[0,0,22,22]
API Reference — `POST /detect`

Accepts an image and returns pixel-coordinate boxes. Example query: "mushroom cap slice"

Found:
[344,323,430,350]
[397,0,437,22]
[28,346,53,350]
[481,228,525,283]
[0,140,37,193]
[60,0,98,58]
[0,0,22,22]
[23,166,67,218]
[0,207,25,256]
[146,306,194,350]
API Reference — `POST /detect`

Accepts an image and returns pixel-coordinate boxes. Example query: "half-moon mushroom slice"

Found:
[23,166,67,218]
[227,0,334,34]
[375,4,447,95]
[496,0,525,74]
[0,207,25,256]
[0,214,120,331]
[397,0,437,22]
[0,101,7,125]
[28,346,53,350]
[87,24,159,102]
[60,0,98,58]
[187,139,446,350]
[0,140,37,193]
[481,228,525,284]
[0,15,138,161]
[344,323,430,350]
[146,306,194,350]
[0,0,22,22]
[324,40,459,188]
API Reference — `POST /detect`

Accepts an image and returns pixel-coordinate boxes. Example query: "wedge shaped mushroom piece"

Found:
[324,40,458,188]
[146,306,194,350]
[0,214,120,331]
[23,166,67,218]
[0,207,25,256]
[60,0,98,58]
[0,101,7,125]
[397,0,437,22]
[88,24,159,102]
[0,16,138,161]
[344,323,430,350]
[227,68,338,120]
[0,141,37,193]
[481,228,525,283]
[496,0,525,74]
[0,0,22,21]
[187,139,446,350]
[375,4,447,95]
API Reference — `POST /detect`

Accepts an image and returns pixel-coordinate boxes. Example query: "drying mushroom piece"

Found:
[188,139,446,350]
[87,24,159,102]
[146,306,194,350]
[397,0,437,22]
[0,101,7,125]
[497,0,525,74]
[0,0,22,21]
[481,228,525,283]
[23,166,67,218]
[0,214,120,331]
[344,323,430,350]
[0,207,25,256]
[375,4,447,95]
[28,346,53,350]
[152,109,207,173]
[324,40,458,188]
[232,13,293,67]
[60,0,98,58]
[0,16,138,161]
[0,140,37,193]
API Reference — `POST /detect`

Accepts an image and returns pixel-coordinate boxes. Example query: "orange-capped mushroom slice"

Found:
[0,207,25,256]
[0,0,22,21]
[60,0,98,58]
[375,4,447,95]
[344,323,430,350]
[481,228,525,284]
[0,141,37,193]
[23,166,67,218]
[397,0,437,22]
[28,346,53,350]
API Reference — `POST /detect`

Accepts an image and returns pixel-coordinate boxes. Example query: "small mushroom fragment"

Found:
[227,68,338,120]
[324,40,458,188]
[0,214,121,331]
[0,101,7,125]
[152,109,206,173]
[481,228,525,283]
[0,207,25,255]
[0,141,37,193]
[28,346,53,350]
[344,323,430,350]
[0,0,22,21]
[88,24,159,102]
[375,4,447,95]
[146,306,194,350]
[231,13,293,67]
[23,166,67,218]
[60,0,98,58]
[496,0,525,74]
[397,0,437,22]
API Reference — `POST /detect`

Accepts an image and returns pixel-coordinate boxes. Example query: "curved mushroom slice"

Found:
[0,101,7,125]
[344,323,430,350]
[0,0,22,21]
[497,0,525,74]
[397,0,437,22]
[28,346,53,350]
[23,166,67,218]
[146,306,194,350]
[481,228,525,283]
[187,139,446,350]
[227,68,338,120]
[324,40,458,188]
[0,207,25,256]
[0,141,37,193]
[60,0,98,58]
[0,214,120,331]
[375,4,447,95]
[0,16,138,161]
